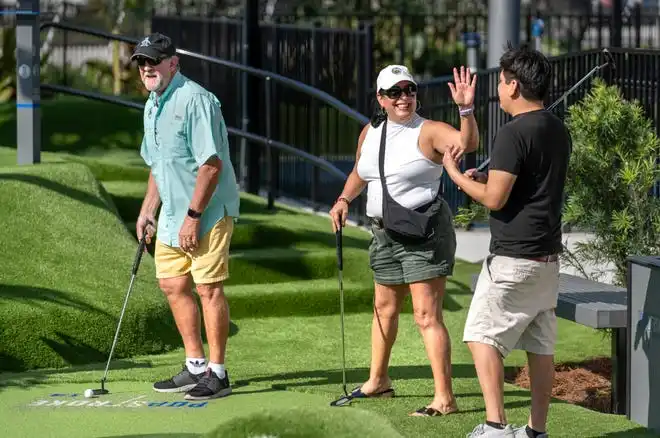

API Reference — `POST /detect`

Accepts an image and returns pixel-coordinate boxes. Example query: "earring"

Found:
[416,100,422,111]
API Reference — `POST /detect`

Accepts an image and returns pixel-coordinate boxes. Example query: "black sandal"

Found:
[330,385,395,407]
[409,406,458,417]
[349,386,395,399]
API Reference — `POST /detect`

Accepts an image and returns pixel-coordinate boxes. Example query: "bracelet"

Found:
[459,106,474,117]
[336,196,350,205]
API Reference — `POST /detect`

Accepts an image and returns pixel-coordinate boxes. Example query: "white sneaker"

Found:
[466,424,515,437]
[512,425,548,438]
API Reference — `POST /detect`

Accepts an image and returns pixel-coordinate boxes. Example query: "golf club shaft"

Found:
[101,235,149,384]
[546,63,607,112]
[102,272,137,382]
[336,228,347,395]
[476,50,614,172]
[339,269,346,395]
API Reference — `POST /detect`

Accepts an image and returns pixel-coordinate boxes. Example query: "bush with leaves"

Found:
[453,79,660,287]
[562,78,660,286]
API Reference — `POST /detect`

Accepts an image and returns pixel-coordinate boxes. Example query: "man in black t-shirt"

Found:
[442,44,571,438]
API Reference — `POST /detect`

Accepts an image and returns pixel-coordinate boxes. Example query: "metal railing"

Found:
[40,82,350,214]
[38,22,369,126]
[38,20,371,222]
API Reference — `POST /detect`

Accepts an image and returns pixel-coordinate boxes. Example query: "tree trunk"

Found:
[112,4,126,96]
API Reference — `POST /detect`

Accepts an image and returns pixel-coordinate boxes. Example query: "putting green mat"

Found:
[0,381,403,438]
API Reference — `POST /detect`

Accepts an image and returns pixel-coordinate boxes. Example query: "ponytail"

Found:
[370,106,387,128]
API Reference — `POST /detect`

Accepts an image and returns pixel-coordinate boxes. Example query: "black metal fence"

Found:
[151,1,660,79]
[149,15,374,219]
[147,12,660,217]
[274,5,660,78]
[415,47,660,212]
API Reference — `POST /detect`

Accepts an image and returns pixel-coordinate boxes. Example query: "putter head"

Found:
[601,48,616,70]
[98,378,109,395]
[330,393,352,407]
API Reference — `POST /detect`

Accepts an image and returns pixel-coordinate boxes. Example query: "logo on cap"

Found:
[391,67,402,74]
[139,37,151,47]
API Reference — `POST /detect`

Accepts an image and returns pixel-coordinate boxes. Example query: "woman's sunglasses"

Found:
[135,56,163,67]
[380,83,417,99]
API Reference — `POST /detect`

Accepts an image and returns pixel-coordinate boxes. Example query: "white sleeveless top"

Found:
[356,114,444,218]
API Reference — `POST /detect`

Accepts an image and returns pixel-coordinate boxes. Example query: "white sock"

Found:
[186,357,206,374]
[208,362,225,379]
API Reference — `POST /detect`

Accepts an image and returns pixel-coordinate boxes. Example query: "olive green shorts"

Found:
[368,197,457,285]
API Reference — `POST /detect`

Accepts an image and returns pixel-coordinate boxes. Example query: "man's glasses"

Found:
[380,83,417,99]
[135,56,163,67]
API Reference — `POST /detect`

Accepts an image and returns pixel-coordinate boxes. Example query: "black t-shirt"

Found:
[488,109,571,257]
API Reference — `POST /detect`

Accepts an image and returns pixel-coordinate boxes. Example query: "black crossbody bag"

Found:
[377,118,442,244]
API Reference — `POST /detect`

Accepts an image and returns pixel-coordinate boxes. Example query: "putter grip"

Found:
[336,228,343,271]
[132,237,147,276]
[132,220,152,276]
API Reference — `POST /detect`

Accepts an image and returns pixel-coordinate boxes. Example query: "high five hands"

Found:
[448,65,477,109]
[444,66,477,167]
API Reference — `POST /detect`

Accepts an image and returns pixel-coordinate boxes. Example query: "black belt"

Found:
[524,254,559,262]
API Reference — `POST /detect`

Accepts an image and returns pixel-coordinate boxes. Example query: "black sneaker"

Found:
[184,368,232,400]
[153,365,204,393]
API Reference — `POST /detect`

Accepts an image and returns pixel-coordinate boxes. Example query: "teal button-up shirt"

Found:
[140,71,240,248]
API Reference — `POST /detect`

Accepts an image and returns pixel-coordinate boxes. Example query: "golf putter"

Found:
[475,48,616,173]
[330,225,351,407]
[96,226,151,395]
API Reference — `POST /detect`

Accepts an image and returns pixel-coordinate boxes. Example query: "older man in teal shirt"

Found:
[133,32,239,401]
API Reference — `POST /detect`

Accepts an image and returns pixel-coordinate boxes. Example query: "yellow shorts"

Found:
[154,216,234,284]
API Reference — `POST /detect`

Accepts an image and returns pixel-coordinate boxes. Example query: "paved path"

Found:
[453,229,617,284]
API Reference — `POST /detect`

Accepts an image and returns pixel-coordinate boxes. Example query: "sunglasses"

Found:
[135,56,164,67]
[380,83,417,99]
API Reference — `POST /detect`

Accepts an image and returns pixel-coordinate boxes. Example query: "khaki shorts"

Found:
[155,216,234,284]
[463,254,560,357]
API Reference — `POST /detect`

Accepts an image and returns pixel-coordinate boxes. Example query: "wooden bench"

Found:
[470,272,628,415]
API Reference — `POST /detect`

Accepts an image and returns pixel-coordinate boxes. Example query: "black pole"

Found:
[243,0,262,195]
[611,0,623,48]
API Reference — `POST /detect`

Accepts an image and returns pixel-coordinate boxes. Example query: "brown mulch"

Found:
[504,356,613,413]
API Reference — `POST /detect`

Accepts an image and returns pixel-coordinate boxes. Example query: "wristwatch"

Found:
[187,208,202,219]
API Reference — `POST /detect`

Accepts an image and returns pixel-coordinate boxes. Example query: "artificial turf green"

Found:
[0,162,178,372]
[0,142,656,436]
[205,405,404,438]
[0,312,650,438]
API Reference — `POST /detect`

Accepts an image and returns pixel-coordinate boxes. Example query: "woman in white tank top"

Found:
[329,64,479,417]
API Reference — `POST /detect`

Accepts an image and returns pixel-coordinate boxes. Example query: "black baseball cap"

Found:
[131,33,176,62]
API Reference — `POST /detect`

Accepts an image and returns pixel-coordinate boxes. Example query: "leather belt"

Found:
[526,254,559,262]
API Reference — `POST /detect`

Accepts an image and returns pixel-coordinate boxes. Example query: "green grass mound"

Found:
[0,162,178,372]
[205,406,403,438]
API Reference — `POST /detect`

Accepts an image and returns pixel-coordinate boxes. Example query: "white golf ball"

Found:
[84,389,94,398]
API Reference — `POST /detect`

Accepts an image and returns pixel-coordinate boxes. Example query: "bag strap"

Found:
[378,118,389,198]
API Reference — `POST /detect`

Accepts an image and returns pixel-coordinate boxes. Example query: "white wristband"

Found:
[459,106,474,117]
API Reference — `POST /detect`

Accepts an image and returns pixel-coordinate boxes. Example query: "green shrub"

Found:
[562,79,660,286]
